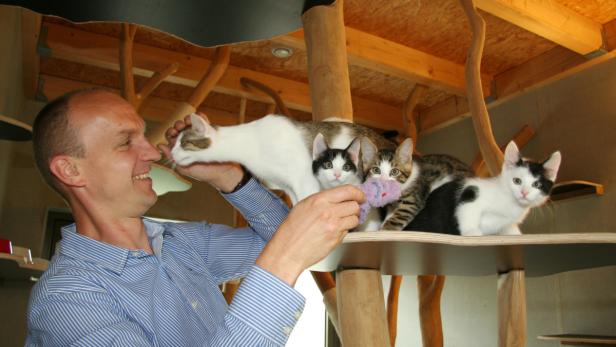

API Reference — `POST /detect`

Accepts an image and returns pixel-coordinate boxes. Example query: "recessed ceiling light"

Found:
[271,46,293,58]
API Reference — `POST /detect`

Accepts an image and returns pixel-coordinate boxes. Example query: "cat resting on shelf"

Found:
[171,113,395,204]
[406,141,561,236]
[312,133,362,189]
[360,137,474,231]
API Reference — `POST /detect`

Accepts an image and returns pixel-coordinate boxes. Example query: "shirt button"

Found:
[283,326,292,336]
[191,301,199,309]
[294,311,301,320]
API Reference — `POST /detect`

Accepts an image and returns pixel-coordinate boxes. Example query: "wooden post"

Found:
[303,1,389,346]
[403,84,428,148]
[498,271,527,347]
[337,269,391,347]
[303,0,353,120]
[387,275,403,346]
[418,275,446,347]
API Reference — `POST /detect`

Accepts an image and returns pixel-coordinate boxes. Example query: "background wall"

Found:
[390,53,616,346]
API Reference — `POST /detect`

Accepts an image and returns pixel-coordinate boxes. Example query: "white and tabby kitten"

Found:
[171,114,394,204]
[361,137,473,231]
[406,141,561,236]
[312,133,362,189]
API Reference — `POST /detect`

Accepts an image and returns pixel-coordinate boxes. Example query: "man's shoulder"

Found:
[30,255,107,304]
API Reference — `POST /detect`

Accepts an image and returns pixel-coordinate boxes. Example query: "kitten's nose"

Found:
[334,172,341,178]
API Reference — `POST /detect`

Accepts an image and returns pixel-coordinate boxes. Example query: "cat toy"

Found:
[358,177,402,224]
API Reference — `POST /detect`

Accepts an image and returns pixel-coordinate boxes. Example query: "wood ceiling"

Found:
[19,0,616,134]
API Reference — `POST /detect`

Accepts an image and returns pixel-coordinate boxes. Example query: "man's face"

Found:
[70,92,161,218]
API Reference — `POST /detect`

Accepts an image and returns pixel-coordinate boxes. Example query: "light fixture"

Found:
[271,46,293,58]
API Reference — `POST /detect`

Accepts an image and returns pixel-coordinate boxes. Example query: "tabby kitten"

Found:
[361,137,473,230]
[406,141,561,236]
[171,114,395,204]
[312,133,362,189]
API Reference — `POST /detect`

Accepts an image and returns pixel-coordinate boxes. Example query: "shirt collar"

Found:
[58,218,168,274]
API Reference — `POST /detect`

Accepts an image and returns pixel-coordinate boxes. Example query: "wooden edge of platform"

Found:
[343,231,616,247]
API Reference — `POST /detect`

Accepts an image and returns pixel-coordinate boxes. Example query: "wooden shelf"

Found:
[551,180,604,202]
[0,114,32,141]
[311,232,616,277]
[0,246,49,282]
[538,334,616,346]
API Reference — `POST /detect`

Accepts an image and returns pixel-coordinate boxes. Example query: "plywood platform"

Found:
[311,232,616,277]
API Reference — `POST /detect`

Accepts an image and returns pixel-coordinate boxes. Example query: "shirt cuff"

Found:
[228,265,305,346]
[222,178,287,217]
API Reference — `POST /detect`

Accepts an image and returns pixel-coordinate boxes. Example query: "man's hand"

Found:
[256,185,365,286]
[157,113,245,192]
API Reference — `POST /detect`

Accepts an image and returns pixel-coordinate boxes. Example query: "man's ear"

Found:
[49,155,86,188]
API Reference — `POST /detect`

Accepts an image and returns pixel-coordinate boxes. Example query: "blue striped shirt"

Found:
[26,179,306,346]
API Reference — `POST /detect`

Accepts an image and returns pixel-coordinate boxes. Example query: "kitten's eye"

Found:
[390,168,400,177]
[370,167,381,175]
[513,178,522,185]
[324,162,333,169]
[342,164,352,171]
[532,181,541,188]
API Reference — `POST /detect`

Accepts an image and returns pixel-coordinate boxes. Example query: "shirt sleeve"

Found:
[210,266,306,347]
[191,177,291,283]
[222,177,290,242]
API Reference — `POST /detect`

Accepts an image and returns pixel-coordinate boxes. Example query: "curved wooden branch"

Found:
[148,46,231,145]
[240,77,291,116]
[418,275,445,347]
[135,62,180,110]
[472,125,536,177]
[403,84,428,150]
[387,275,403,346]
[120,23,138,106]
[459,0,504,175]
[188,46,231,108]
[238,97,247,124]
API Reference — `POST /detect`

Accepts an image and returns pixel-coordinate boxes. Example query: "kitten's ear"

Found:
[360,137,378,167]
[190,113,215,137]
[543,151,561,182]
[504,141,520,169]
[346,137,361,166]
[312,133,328,160]
[395,138,414,165]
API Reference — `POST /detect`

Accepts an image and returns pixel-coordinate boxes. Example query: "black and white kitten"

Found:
[406,141,561,236]
[361,137,474,231]
[312,133,362,189]
[171,114,395,204]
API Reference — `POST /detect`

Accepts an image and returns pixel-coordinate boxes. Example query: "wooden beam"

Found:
[475,0,603,55]
[40,22,402,130]
[39,74,243,126]
[21,8,41,99]
[604,19,616,52]
[420,47,616,135]
[274,28,492,96]
[494,46,586,99]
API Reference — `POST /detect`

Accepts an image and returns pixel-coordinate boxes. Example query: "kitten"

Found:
[361,137,473,231]
[171,114,395,204]
[312,133,362,189]
[406,141,561,236]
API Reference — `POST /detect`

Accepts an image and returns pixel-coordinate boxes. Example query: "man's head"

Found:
[32,88,161,217]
